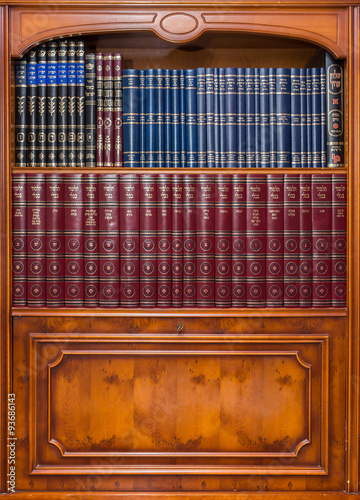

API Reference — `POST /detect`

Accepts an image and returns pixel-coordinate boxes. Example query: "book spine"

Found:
[225,68,237,169]
[311,68,322,168]
[259,68,270,168]
[145,69,157,168]
[218,67,226,168]
[164,69,172,169]
[46,174,65,307]
[320,67,327,169]
[123,69,140,168]
[283,174,301,307]
[57,40,68,168]
[120,174,140,307]
[103,53,114,167]
[64,174,84,307]
[27,174,46,307]
[95,53,104,167]
[156,68,165,168]
[85,53,96,167]
[215,175,232,307]
[113,53,123,167]
[185,69,197,168]
[15,59,27,168]
[246,175,267,307]
[83,174,99,307]
[299,69,308,168]
[196,175,215,308]
[180,69,186,168]
[206,68,215,168]
[75,40,86,168]
[171,175,183,307]
[67,41,77,168]
[98,174,120,307]
[332,174,347,307]
[213,68,220,167]
[312,174,332,307]
[325,52,344,167]
[299,174,313,307]
[266,174,284,307]
[236,68,246,168]
[231,174,246,307]
[245,68,255,168]
[36,44,47,168]
[269,68,277,169]
[197,67,207,168]
[139,174,157,307]
[276,68,291,168]
[46,41,58,168]
[290,68,301,168]
[157,174,172,307]
[12,174,27,306]
[254,68,261,168]
[171,69,180,168]
[306,69,313,169]
[26,48,37,168]
[183,175,197,307]
[139,69,146,168]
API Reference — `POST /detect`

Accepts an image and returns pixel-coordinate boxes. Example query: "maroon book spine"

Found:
[299,174,312,307]
[113,53,123,167]
[46,174,65,307]
[171,175,183,307]
[120,174,140,307]
[215,175,232,308]
[27,174,46,307]
[196,175,215,308]
[96,53,104,167]
[157,174,172,308]
[332,174,347,307]
[283,174,301,307]
[103,54,114,167]
[183,175,197,307]
[83,174,99,307]
[64,174,84,307]
[139,174,157,308]
[246,175,266,307]
[12,174,27,307]
[98,174,120,307]
[231,174,246,307]
[312,174,332,307]
[266,175,284,307]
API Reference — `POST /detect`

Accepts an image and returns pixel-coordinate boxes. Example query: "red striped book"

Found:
[215,175,232,308]
[12,174,27,306]
[283,174,300,307]
[157,174,172,308]
[113,53,123,167]
[231,174,246,307]
[103,54,114,167]
[171,175,183,307]
[299,174,312,307]
[96,53,104,167]
[83,174,99,307]
[140,175,157,307]
[332,174,347,307]
[183,175,197,307]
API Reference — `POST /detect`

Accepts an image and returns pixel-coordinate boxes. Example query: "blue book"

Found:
[155,68,164,168]
[26,48,37,168]
[245,67,255,168]
[164,68,172,168]
[269,68,277,168]
[236,67,246,167]
[171,69,180,168]
[197,67,207,168]
[139,69,146,168]
[311,68,321,168]
[225,67,237,168]
[219,67,226,168]
[145,68,157,167]
[259,68,270,168]
[320,67,326,168]
[306,68,312,168]
[205,68,215,168]
[290,68,301,167]
[180,69,186,168]
[185,69,197,168]
[122,69,140,168]
[254,68,261,168]
[276,67,291,168]
[213,67,220,167]
[299,69,308,168]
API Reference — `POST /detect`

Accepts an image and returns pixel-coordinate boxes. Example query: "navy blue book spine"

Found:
[123,69,140,168]
[236,68,246,168]
[320,67,327,168]
[269,68,277,169]
[206,68,215,168]
[254,68,261,168]
[145,68,157,168]
[36,44,47,168]
[67,41,77,168]
[197,67,207,168]
[225,67,237,168]
[58,40,68,168]
[325,52,344,167]
[290,68,301,168]
[276,68,291,168]
[259,67,270,168]
[139,69,146,168]
[245,67,255,168]
[155,69,164,168]
[218,67,226,168]
[185,69,197,168]
[164,69,172,168]
[26,48,37,168]
[15,59,27,168]
[171,69,180,168]
[213,67,220,167]
[180,69,186,168]
[311,68,322,168]
[306,68,313,169]
[299,69,308,168]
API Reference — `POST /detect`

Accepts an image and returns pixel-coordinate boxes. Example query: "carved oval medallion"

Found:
[161,13,198,35]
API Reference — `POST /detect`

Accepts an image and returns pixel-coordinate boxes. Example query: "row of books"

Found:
[14,39,344,169]
[12,173,346,309]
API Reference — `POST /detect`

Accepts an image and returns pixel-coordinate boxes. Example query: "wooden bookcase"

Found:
[0,1,359,499]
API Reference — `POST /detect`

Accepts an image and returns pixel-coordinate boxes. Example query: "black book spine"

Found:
[36,44,47,167]
[26,48,37,168]
[67,40,77,168]
[46,41,58,167]
[85,53,96,167]
[76,40,86,167]
[15,59,27,168]
[57,40,68,167]
[325,52,344,167]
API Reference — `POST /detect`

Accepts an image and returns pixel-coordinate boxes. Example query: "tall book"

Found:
[276,68,291,168]
[259,68,270,168]
[36,43,47,168]
[85,53,96,167]
[225,67,237,168]
[46,41,58,168]
[299,69,308,168]
[95,53,104,167]
[171,175,183,307]
[75,40,86,168]
[325,52,344,167]
[213,68,220,167]
[306,68,313,170]
[113,53,123,167]
[236,68,246,168]
[14,59,27,168]
[185,69,197,168]
[320,67,327,168]
[139,69,146,168]
[215,175,232,307]
[12,174,27,306]
[205,68,215,168]
[331,174,347,307]
[171,69,180,168]
[157,174,172,308]
[218,67,226,168]
[268,68,277,169]
[231,174,246,307]
[179,69,186,168]
[83,174,99,307]
[26,48,37,168]
[145,69,157,168]
[57,40,68,168]
[123,69,140,168]
[103,53,113,167]
[183,175,197,307]
[164,69,172,169]
[311,68,322,168]
[197,67,207,168]
[290,68,301,168]
[67,41,77,168]
[245,68,255,168]
[299,174,312,307]
[254,68,261,168]
[155,68,165,168]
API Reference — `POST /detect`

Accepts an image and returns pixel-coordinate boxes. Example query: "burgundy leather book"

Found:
[140,174,157,308]
[46,174,65,307]
[183,175,197,307]
[98,174,120,307]
[196,175,215,308]
[246,175,266,307]
[231,174,246,308]
[113,53,123,167]
[171,175,183,307]
[96,53,104,167]
[331,174,347,307]
[299,174,312,307]
[120,174,140,307]
[64,174,84,307]
[83,174,99,308]
[12,174,27,307]
[266,174,284,308]
[27,174,46,307]
[283,175,300,308]
[312,174,332,307]
[215,175,232,308]
[103,54,114,167]
[157,174,172,308]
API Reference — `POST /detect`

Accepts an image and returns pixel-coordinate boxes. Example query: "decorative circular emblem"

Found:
[158,262,170,275]
[172,285,182,298]
[159,285,170,297]
[184,262,196,275]
[49,284,61,298]
[159,239,171,252]
[250,262,262,275]
[123,239,135,252]
[103,285,115,298]
[233,285,245,298]
[12,238,24,251]
[200,285,212,298]
[142,262,155,275]
[233,239,245,252]
[300,262,311,275]
[124,285,135,298]
[172,262,183,275]
[335,284,346,298]
[217,285,230,298]
[13,284,24,297]
[218,239,230,252]
[85,238,97,252]
[316,238,328,252]
[49,262,61,274]
[269,285,282,298]
[68,261,80,274]
[68,285,80,297]
[250,239,262,252]
[300,285,311,298]
[200,262,212,275]
[200,239,212,252]
[172,239,183,252]
[250,285,262,298]
[13,261,24,274]
[30,284,43,297]
[143,239,155,252]
[123,262,135,275]
[103,239,115,252]
[31,238,43,251]
[316,262,328,275]
[269,239,281,252]
[217,262,229,275]
[68,238,80,251]
[143,285,155,298]
[233,262,245,275]
[85,262,97,275]
[184,285,196,298]
[285,239,297,252]
[335,238,346,252]
[85,285,97,298]
[300,239,311,252]
[184,239,196,252]
[269,262,281,275]
[103,262,115,275]
[285,262,297,275]
[335,262,346,275]
[49,238,61,251]
[285,285,297,298]
[315,285,328,298]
